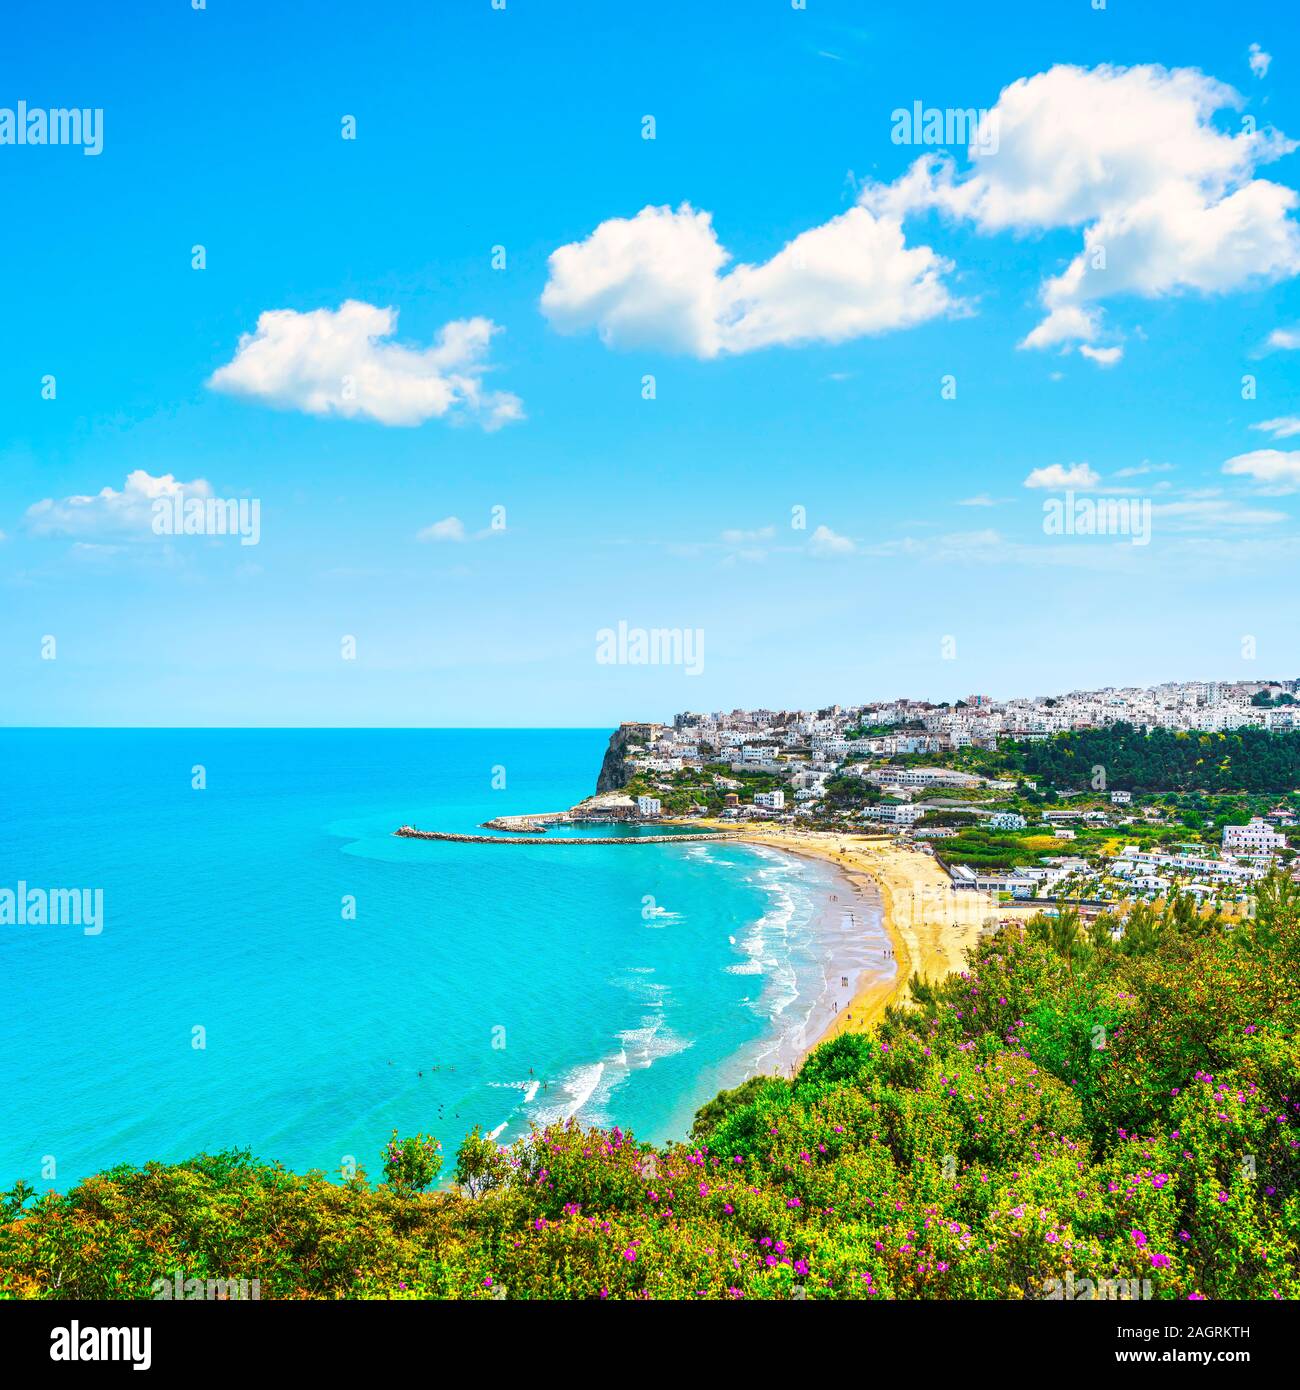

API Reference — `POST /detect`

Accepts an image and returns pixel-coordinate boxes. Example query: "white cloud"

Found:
[417,516,467,543]
[25,469,213,538]
[541,205,726,355]
[416,516,504,544]
[1023,463,1100,489]
[808,524,856,556]
[862,528,1119,569]
[541,64,1299,365]
[1252,416,1300,439]
[1222,448,1300,493]
[957,493,999,507]
[866,64,1300,353]
[1152,496,1287,527]
[1114,461,1175,477]
[1249,43,1272,79]
[720,526,776,545]
[1263,326,1300,350]
[208,301,523,429]
[540,202,957,357]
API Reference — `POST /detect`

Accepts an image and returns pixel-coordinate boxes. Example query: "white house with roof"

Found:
[1223,819,1286,854]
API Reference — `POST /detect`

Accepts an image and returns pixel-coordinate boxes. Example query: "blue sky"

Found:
[1,0,1298,727]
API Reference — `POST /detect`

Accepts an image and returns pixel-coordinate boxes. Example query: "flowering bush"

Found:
[382,1131,442,1197]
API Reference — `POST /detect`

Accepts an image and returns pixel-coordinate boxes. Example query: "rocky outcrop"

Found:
[596,723,656,792]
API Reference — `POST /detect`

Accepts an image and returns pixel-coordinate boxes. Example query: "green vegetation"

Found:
[821,773,883,811]
[4,873,1297,1300]
[949,725,1300,795]
[622,762,785,816]
[382,1131,442,1197]
[913,809,986,828]
[934,828,1062,869]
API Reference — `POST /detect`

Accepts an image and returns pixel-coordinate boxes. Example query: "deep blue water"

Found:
[0,729,883,1190]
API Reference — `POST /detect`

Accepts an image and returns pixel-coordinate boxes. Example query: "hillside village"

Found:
[596,676,1300,912]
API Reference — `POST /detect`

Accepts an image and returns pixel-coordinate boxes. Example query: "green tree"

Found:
[453,1126,506,1198]
[381,1130,442,1196]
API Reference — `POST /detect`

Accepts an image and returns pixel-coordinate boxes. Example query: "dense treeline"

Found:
[3,873,1297,1300]
[977,724,1300,794]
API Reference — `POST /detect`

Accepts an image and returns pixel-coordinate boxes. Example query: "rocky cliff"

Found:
[596,723,654,793]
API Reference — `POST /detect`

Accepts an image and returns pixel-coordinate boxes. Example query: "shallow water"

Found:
[0,728,889,1188]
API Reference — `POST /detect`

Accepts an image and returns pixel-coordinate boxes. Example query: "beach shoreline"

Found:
[683,822,1002,1056]
[742,839,891,1077]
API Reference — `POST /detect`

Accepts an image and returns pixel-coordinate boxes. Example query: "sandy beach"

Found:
[702,824,1005,1049]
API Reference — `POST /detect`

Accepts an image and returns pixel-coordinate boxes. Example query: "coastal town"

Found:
[585,676,1300,916]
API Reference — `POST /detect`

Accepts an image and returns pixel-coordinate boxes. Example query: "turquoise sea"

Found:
[0,729,888,1190]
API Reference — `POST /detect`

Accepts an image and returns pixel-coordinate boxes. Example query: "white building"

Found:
[989,812,1027,830]
[1110,791,1132,805]
[754,790,785,810]
[636,796,662,819]
[868,767,982,790]
[864,802,922,826]
[1223,818,1287,854]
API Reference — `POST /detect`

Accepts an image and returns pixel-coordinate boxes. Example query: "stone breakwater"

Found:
[395,826,739,846]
